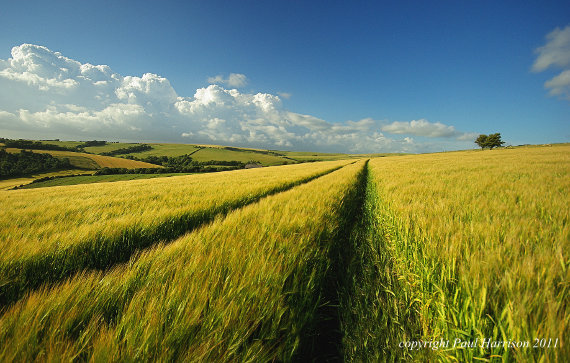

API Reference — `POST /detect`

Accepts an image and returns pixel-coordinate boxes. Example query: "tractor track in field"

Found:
[294,160,369,362]
[0,163,353,312]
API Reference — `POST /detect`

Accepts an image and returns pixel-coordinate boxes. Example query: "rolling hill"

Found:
[4,148,163,169]
[35,140,406,165]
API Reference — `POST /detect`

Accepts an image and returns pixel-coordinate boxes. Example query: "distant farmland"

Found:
[0,145,567,361]
[4,148,162,169]
[35,140,402,165]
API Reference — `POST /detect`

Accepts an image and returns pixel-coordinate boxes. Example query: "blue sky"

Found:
[0,0,568,153]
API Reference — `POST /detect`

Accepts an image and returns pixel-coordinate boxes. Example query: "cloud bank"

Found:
[533,25,570,99]
[381,119,477,140]
[0,44,476,153]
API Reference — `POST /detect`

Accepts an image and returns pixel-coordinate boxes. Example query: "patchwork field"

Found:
[0,145,567,361]
[34,140,407,165]
[279,150,407,161]
[187,147,287,165]
[5,148,162,169]
[0,169,94,190]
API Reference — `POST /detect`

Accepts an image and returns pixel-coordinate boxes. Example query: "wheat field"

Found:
[0,160,349,306]
[0,145,567,361]
[341,145,569,361]
[0,160,366,361]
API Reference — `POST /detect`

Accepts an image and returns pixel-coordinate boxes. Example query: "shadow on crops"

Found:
[338,165,424,362]
[290,161,368,362]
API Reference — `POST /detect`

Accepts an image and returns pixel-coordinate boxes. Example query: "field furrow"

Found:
[0,160,350,307]
[0,160,367,361]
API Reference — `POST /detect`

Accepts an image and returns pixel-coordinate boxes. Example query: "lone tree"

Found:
[475,133,505,149]
[475,134,488,149]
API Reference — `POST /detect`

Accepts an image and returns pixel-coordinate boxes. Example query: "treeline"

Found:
[0,149,71,177]
[1,139,76,152]
[12,173,94,189]
[94,165,239,175]
[0,138,108,152]
[78,140,106,148]
[124,154,246,169]
[100,144,152,156]
[223,146,283,156]
[95,154,252,174]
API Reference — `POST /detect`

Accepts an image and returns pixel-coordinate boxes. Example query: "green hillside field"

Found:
[37,140,406,165]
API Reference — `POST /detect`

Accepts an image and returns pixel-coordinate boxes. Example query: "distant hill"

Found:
[29,140,406,166]
[0,138,406,189]
[3,148,162,170]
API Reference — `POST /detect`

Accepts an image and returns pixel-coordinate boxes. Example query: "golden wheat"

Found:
[360,145,569,361]
[0,160,366,361]
[0,160,350,305]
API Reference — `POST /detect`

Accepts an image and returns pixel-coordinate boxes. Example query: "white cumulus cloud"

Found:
[207,73,248,88]
[0,44,478,153]
[544,69,570,98]
[533,25,570,100]
[381,119,476,140]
